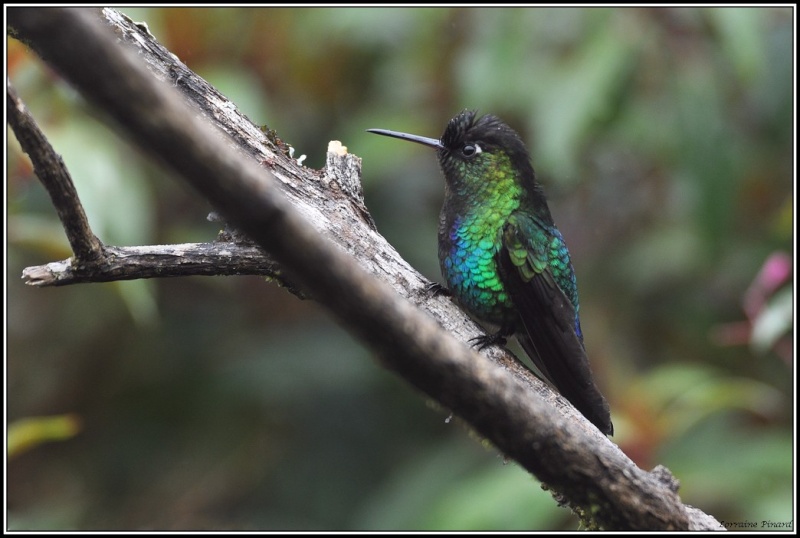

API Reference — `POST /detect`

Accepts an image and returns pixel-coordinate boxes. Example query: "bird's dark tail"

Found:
[517,332,613,435]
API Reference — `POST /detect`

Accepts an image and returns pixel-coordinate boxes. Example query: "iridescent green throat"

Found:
[439,152,523,324]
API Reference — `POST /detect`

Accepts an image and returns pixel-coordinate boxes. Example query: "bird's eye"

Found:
[462,143,482,157]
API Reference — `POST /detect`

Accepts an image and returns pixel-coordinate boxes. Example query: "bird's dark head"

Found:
[368,110,537,192]
[438,110,535,189]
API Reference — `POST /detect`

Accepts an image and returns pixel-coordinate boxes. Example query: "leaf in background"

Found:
[354,438,565,530]
[636,363,785,437]
[47,107,159,326]
[706,7,766,84]
[750,286,792,356]
[534,10,639,182]
[660,414,792,527]
[7,215,73,260]
[8,414,82,458]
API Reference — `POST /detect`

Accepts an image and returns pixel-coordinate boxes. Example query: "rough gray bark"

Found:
[7,7,724,531]
[7,81,103,262]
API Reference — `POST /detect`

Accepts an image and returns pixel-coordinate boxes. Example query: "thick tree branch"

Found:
[7,8,723,530]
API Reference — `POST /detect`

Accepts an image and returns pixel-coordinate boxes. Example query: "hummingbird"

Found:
[368,110,613,435]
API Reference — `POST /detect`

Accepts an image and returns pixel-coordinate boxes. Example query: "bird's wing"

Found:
[498,213,613,435]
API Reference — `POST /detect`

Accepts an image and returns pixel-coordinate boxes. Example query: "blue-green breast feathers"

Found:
[440,213,514,325]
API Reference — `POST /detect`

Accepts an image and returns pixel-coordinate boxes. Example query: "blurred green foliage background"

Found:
[7,7,793,531]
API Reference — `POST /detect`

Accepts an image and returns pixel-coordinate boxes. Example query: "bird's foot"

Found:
[424,281,452,297]
[469,331,508,350]
[469,323,516,350]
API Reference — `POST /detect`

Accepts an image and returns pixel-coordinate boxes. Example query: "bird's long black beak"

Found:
[367,128,443,150]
